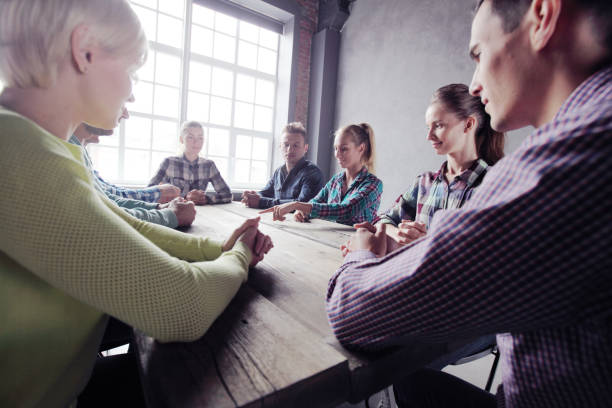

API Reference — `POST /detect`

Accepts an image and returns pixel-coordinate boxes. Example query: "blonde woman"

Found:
[0,1,271,406]
[261,123,383,226]
[149,121,232,205]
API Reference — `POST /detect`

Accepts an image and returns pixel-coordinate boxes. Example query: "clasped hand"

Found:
[341,222,388,258]
[222,217,274,266]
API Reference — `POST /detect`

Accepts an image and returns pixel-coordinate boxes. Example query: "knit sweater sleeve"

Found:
[0,112,252,343]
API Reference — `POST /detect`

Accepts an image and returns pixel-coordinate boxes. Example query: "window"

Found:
[88,0,281,188]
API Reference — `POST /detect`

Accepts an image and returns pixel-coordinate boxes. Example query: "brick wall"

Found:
[294,0,319,126]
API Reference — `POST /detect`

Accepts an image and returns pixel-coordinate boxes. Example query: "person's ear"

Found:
[304,143,309,153]
[464,116,477,133]
[528,0,562,52]
[71,24,94,74]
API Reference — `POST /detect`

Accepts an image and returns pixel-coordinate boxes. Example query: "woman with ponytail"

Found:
[260,123,383,225]
[378,83,505,247]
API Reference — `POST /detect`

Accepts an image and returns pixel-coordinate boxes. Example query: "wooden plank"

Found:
[135,286,350,408]
[174,204,454,404]
[188,205,343,337]
[220,202,354,249]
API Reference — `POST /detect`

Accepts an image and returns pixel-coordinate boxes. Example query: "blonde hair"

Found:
[180,120,203,139]
[336,123,377,173]
[282,122,307,142]
[0,0,147,88]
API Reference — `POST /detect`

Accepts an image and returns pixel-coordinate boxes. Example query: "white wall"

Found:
[332,0,531,210]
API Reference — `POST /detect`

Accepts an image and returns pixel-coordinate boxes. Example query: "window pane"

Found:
[132,5,157,42]
[137,50,155,82]
[157,14,183,49]
[252,137,269,161]
[253,106,273,132]
[211,67,233,98]
[235,159,250,183]
[96,128,120,147]
[187,92,210,123]
[259,28,278,51]
[236,135,252,159]
[155,52,181,87]
[158,0,184,18]
[132,81,154,114]
[88,146,119,180]
[125,116,152,149]
[152,119,179,151]
[192,5,214,28]
[239,21,259,42]
[213,32,235,63]
[131,0,156,9]
[235,74,255,103]
[189,61,211,93]
[257,47,277,75]
[191,25,213,57]
[251,160,268,184]
[209,97,231,125]
[124,149,151,181]
[153,85,180,118]
[234,102,253,130]
[209,157,228,180]
[237,40,257,70]
[215,13,237,36]
[255,79,274,107]
[207,128,230,156]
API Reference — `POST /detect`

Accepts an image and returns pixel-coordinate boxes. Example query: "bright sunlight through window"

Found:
[87,0,280,188]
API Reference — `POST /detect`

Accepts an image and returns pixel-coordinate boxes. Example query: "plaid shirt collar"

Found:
[555,66,612,119]
[434,159,489,186]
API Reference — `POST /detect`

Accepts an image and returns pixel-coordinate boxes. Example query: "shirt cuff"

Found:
[309,202,322,218]
[258,196,275,209]
[343,250,377,264]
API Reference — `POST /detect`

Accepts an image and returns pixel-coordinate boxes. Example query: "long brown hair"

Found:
[431,83,505,165]
[336,123,376,173]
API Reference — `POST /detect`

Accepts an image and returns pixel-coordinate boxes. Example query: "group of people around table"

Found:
[1,0,610,407]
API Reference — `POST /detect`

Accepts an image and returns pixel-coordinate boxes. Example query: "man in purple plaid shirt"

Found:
[327,1,612,407]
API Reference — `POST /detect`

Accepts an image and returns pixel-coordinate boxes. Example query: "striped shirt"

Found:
[67,135,161,203]
[309,167,383,225]
[326,67,612,407]
[148,155,232,204]
[379,159,489,228]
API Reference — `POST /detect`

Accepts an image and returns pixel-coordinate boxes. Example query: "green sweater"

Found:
[0,107,252,408]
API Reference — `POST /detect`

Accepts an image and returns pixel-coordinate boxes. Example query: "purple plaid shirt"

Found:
[326,67,612,407]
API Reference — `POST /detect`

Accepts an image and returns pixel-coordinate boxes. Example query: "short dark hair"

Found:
[475,0,531,32]
[282,122,307,143]
[475,0,612,48]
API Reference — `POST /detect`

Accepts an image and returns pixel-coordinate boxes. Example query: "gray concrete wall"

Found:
[332,0,532,210]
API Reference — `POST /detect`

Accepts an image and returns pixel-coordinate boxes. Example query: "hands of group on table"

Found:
[258,202,313,222]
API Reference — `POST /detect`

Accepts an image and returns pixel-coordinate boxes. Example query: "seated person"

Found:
[241,122,323,209]
[149,121,232,205]
[379,83,505,253]
[78,116,179,204]
[0,1,273,407]
[71,121,195,228]
[260,123,382,226]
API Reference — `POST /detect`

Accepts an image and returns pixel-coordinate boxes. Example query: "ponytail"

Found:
[432,84,505,165]
[336,122,377,173]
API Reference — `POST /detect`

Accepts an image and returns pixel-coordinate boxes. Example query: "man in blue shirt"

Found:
[242,122,324,209]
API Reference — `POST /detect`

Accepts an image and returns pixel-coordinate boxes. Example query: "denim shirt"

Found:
[258,158,324,209]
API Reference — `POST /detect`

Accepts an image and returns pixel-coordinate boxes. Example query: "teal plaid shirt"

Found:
[309,167,383,225]
[379,159,489,228]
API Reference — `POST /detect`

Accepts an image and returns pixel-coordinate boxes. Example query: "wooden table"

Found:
[134,202,456,408]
